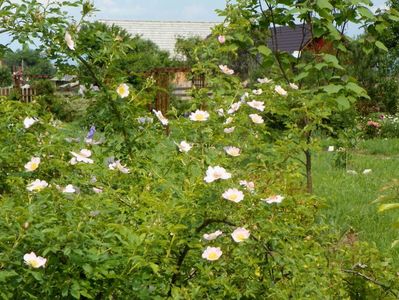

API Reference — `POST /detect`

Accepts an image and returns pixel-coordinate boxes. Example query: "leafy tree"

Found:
[0,65,12,87]
[76,21,175,85]
[343,2,399,114]
[3,46,55,77]
[346,39,399,114]
[187,0,398,192]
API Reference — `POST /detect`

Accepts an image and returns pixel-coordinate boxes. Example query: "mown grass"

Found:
[314,138,399,261]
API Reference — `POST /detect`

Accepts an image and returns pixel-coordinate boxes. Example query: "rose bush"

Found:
[1,0,399,299]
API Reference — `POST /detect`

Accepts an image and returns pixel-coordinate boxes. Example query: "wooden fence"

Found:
[0,87,36,102]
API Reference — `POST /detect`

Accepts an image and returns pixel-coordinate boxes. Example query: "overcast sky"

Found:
[91,0,387,22]
[0,0,389,49]
[91,0,225,21]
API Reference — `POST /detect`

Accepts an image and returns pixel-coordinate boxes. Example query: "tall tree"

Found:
[3,46,55,76]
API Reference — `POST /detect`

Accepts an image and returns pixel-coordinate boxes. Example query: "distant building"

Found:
[267,24,328,54]
[99,20,219,57]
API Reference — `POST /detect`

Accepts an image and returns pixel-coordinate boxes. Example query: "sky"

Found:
[0,0,389,49]
[91,0,387,22]
[91,0,226,21]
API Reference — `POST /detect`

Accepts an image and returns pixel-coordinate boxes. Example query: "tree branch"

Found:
[259,0,290,84]
[343,269,398,298]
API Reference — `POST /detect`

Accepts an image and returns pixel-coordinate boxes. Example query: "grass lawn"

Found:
[314,138,399,261]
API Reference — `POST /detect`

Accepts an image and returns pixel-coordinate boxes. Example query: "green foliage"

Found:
[346,40,399,114]
[175,36,203,65]
[32,79,56,96]
[1,100,398,298]
[2,0,399,299]
[76,21,175,85]
[0,65,12,87]
[3,47,55,77]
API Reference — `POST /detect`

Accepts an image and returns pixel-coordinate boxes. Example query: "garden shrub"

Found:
[1,88,399,299]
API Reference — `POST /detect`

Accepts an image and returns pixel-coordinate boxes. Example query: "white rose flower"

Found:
[26,179,48,192]
[289,83,299,90]
[224,127,235,133]
[70,149,93,164]
[203,230,223,241]
[23,252,47,268]
[249,114,264,124]
[247,100,265,112]
[116,83,129,98]
[109,160,130,174]
[257,77,272,84]
[153,110,169,126]
[189,110,210,122]
[219,65,234,75]
[62,184,76,193]
[176,141,192,153]
[224,146,241,157]
[224,117,233,125]
[262,195,285,204]
[275,85,288,96]
[252,88,263,95]
[202,246,223,261]
[24,157,40,172]
[222,188,244,203]
[227,102,241,114]
[64,31,75,50]
[204,166,231,183]
[231,227,250,242]
[239,180,255,191]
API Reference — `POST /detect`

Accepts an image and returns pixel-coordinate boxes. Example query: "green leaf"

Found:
[358,6,375,20]
[388,14,399,22]
[375,41,388,52]
[323,54,343,69]
[391,240,399,248]
[336,96,351,110]
[378,203,399,213]
[294,71,309,81]
[323,84,343,94]
[346,82,368,98]
[0,271,18,282]
[258,45,272,57]
[317,0,333,10]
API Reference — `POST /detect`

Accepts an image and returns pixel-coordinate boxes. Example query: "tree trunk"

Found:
[305,149,312,193]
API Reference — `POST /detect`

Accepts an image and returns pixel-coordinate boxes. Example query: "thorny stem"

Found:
[343,269,399,298]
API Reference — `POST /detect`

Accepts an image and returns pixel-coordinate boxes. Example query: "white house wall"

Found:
[100,20,219,57]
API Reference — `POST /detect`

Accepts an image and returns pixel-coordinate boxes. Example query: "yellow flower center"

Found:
[208,252,219,260]
[117,86,126,95]
[229,194,238,201]
[28,259,40,268]
[30,163,38,170]
[236,233,246,241]
[195,114,205,121]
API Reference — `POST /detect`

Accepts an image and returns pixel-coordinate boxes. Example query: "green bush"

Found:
[1,96,399,299]
[32,79,56,96]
